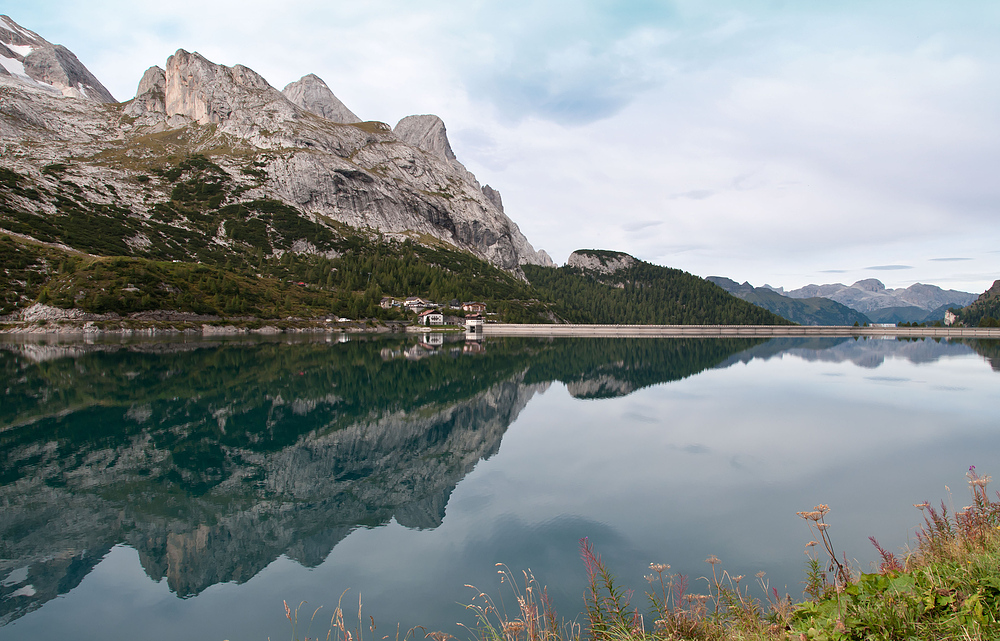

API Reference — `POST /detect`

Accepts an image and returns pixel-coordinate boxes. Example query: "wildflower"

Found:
[817,523,830,531]
[649,563,670,573]
[705,555,720,565]
[914,502,930,510]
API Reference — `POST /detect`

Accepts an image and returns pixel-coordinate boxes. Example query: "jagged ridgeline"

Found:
[524,250,794,325]
[0,18,557,322]
[0,335,764,620]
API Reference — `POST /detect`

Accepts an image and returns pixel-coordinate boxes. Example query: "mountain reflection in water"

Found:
[0,334,762,623]
[0,334,997,629]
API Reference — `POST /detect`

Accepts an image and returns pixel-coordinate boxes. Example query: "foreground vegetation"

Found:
[287,468,1000,641]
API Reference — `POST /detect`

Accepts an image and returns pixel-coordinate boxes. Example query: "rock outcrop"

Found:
[566,250,637,275]
[282,73,360,124]
[0,15,115,102]
[394,114,457,162]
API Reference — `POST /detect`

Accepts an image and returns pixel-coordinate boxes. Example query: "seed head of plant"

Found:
[817,523,830,531]
[705,555,720,565]
[503,620,525,636]
[649,563,669,573]
[913,502,930,510]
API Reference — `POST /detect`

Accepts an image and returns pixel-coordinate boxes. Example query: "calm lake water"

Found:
[1,334,999,639]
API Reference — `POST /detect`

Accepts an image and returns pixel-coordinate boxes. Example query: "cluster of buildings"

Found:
[379,297,487,327]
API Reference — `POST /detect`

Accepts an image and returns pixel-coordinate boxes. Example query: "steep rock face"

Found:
[164,49,295,127]
[567,250,637,275]
[482,184,504,212]
[0,15,115,102]
[394,114,456,162]
[282,73,360,124]
[123,65,165,117]
[0,35,553,271]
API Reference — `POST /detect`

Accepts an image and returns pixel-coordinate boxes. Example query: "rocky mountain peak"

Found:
[137,65,165,96]
[852,278,885,293]
[125,65,166,116]
[393,114,457,163]
[567,250,637,275]
[482,184,504,213]
[164,49,290,126]
[281,73,361,124]
[0,15,115,102]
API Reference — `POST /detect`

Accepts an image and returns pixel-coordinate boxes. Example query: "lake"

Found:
[1,334,999,639]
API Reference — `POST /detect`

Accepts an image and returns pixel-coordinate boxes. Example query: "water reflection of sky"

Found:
[6,338,1000,641]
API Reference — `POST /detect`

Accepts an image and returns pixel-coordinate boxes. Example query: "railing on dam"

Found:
[481,324,1000,338]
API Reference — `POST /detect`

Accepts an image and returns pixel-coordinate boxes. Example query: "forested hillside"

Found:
[524,253,793,326]
[957,280,1000,327]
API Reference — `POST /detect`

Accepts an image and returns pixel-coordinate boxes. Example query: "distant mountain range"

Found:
[707,277,979,326]
[769,279,977,316]
[707,277,871,326]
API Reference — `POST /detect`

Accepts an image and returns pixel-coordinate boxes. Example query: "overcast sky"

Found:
[7,1,1000,292]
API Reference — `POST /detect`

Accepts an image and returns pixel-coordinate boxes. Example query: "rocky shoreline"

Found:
[0,303,405,336]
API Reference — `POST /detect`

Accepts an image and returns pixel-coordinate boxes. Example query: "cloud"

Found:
[820,269,850,274]
[672,189,717,200]
[622,220,663,232]
[930,257,972,262]
[865,265,913,271]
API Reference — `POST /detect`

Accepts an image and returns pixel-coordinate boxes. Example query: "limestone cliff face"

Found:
[0,15,115,102]
[282,73,361,124]
[0,18,553,271]
[394,114,457,162]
